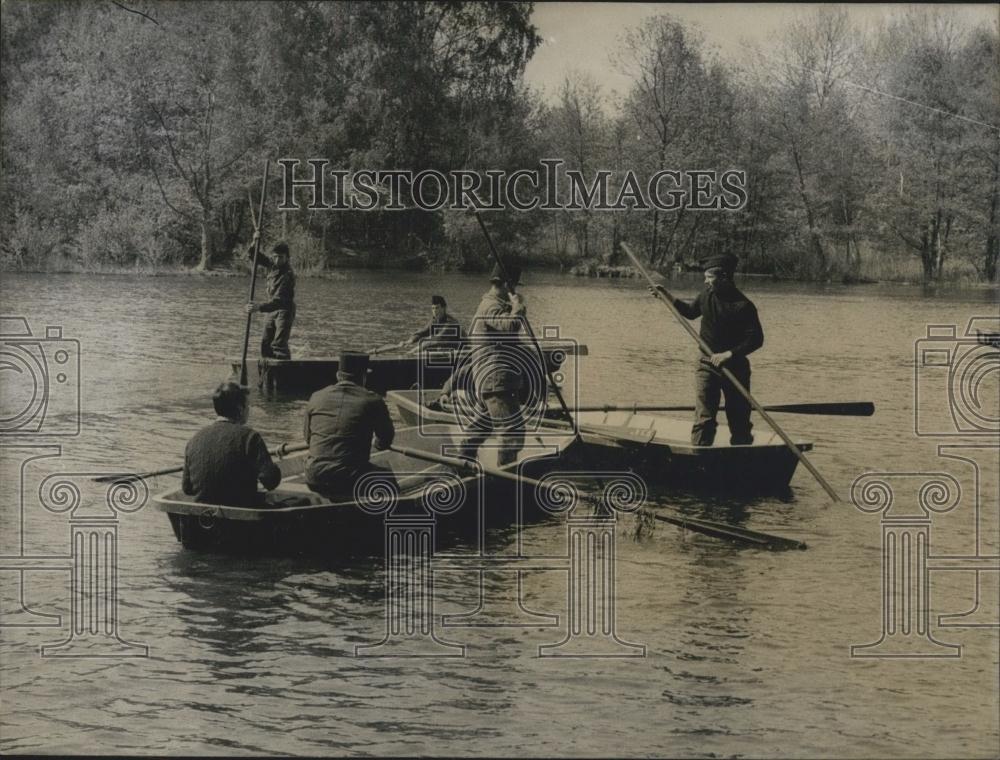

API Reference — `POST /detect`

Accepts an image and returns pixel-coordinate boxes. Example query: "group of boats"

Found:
[154,345,833,553]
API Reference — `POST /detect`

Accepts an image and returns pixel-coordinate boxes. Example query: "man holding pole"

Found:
[650,253,763,446]
[439,263,526,466]
[246,234,296,360]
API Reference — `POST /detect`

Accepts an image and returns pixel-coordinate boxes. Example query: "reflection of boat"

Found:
[388,389,813,492]
[229,342,586,395]
[152,424,576,552]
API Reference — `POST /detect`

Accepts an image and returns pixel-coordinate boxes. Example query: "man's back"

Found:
[304,381,394,483]
[183,420,281,507]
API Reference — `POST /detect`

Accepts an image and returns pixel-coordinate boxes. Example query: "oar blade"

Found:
[650,512,807,551]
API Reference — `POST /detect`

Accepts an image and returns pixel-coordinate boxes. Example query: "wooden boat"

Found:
[388,389,814,492]
[153,424,577,553]
[228,342,587,395]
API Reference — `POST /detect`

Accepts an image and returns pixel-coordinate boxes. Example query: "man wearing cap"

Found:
[303,351,396,499]
[405,295,466,351]
[246,234,296,359]
[183,381,282,507]
[439,262,526,466]
[650,253,764,446]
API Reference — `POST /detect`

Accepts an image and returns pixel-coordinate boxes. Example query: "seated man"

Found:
[405,294,466,352]
[303,351,396,499]
[183,382,281,507]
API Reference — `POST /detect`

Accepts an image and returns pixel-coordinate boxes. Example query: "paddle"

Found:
[432,396,656,446]
[239,159,271,387]
[552,401,875,417]
[92,440,308,483]
[620,242,841,503]
[389,444,805,550]
[472,211,583,447]
[369,341,409,356]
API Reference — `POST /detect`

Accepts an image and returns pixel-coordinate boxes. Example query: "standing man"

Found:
[183,382,281,507]
[439,263,526,467]
[650,253,764,446]
[246,235,296,359]
[303,351,396,499]
[405,295,467,351]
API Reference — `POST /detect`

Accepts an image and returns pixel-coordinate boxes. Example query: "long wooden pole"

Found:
[240,159,271,387]
[473,211,584,447]
[93,440,307,483]
[552,401,875,417]
[620,242,841,502]
[389,444,806,550]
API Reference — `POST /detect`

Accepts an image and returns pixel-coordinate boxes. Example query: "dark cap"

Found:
[701,253,738,274]
[431,294,447,307]
[336,351,369,381]
[272,241,290,256]
[212,381,249,419]
[488,262,521,287]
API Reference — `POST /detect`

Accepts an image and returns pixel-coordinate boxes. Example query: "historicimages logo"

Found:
[0,316,81,436]
[851,316,999,660]
[0,314,148,657]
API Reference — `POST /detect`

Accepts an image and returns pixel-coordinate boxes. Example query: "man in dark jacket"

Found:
[183,382,281,507]
[303,351,396,499]
[651,253,764,446]
[439,263,526,467]
[405,294,466,351]
[246,237,296,359]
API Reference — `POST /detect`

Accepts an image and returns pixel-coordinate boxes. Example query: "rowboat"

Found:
[153,424,577,553]
[228,342,587,395]
[388,389,814,492]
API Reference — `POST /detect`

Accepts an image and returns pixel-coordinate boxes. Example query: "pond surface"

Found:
[1,270,997,757]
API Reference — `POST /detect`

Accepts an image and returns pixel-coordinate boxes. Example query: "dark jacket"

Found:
[303,380,394,484]
[182,419,281,507]
[409,313,467,346]
[255,251,296,313]
[672,282,764,359]
[444,290,526,395]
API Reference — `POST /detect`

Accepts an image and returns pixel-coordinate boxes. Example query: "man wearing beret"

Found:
[303,351,396,499]
[651,253,763,446]
[183,382,282,507]
[439,262,526,467]
[405,294,467,351]
[246,235,296,360]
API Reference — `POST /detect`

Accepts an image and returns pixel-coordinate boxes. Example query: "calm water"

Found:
[1,270,997,757]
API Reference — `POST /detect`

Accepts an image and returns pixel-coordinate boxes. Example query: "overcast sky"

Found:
[523,3,1000,102]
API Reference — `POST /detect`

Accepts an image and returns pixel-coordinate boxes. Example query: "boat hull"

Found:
[388,390,812,493]
[228,342,585,396]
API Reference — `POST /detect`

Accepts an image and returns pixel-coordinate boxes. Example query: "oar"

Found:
[92,440,308,483]
[239,158,271,387]
[369,341,409,356]
[621,242,842,503]
[552,401,875,417]
[473,210,584,448]
[389,444,805,550]
[434,397,656,446]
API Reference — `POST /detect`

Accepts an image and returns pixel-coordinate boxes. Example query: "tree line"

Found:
[2,2,997,282]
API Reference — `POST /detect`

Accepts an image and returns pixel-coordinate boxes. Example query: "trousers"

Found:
[456,390,525,467]
[261,308,294,359]
[692,357,753,446]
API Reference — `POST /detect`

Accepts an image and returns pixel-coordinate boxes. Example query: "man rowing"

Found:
[246,235,296,359]
[650,253,764,446]
[303,351,396,499]
[438,262,526,467]
[404,294,467,351]
[182,382,281,507]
